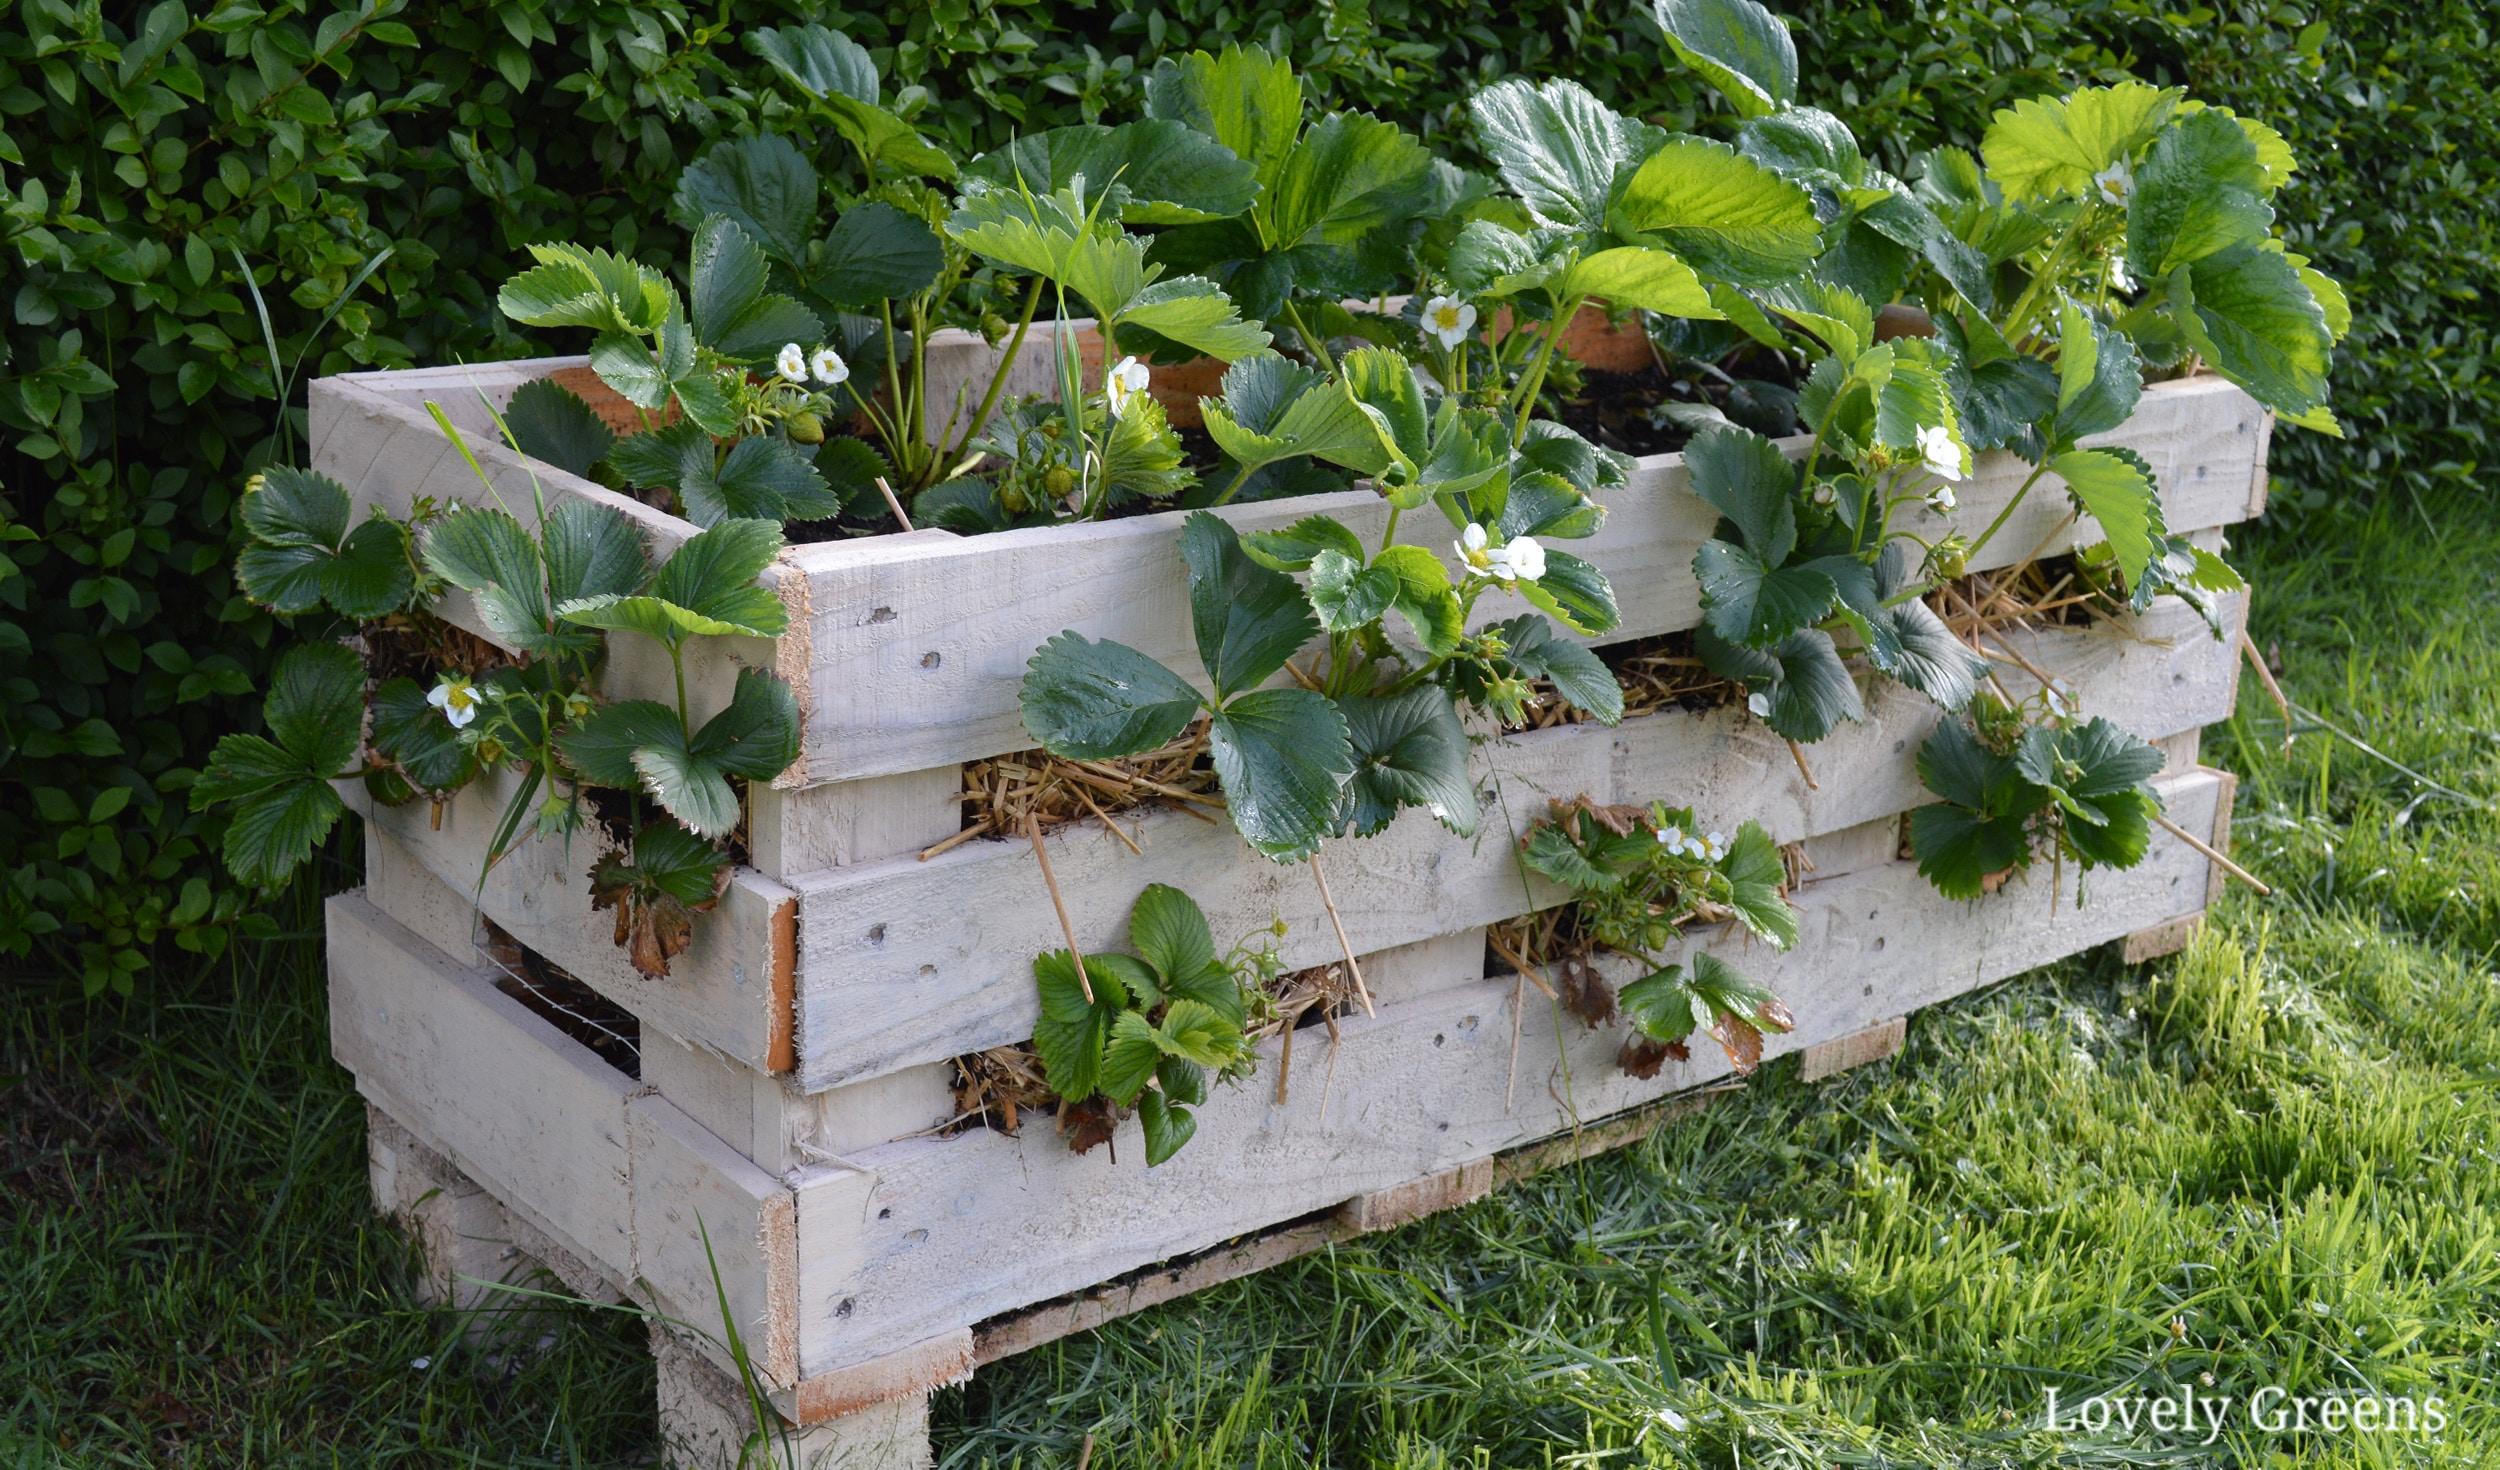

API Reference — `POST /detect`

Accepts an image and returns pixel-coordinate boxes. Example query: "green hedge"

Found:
[4,0,2489,993]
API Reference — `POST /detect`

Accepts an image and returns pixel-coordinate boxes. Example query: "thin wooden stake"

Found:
[1024,812,1093,1001]
[1505,971,1525,1114]
[874,475,916,533]
[1309,854,1375,1017]
[2156,811,2272,896]
[1785,737,1819,790]
[2239,630,2292,727]
[1074,1433,1095,1470]
[1273,1018,1294,1105]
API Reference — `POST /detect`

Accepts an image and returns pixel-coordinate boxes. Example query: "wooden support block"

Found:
[1340,1158,1495,1232]
[2122,915,2204,963]
[1796,816,1901,884]
[1798,1017,1908,1082]
[748,767,967,882]
[366,1104,515,1317]
[654,1326,932,1470]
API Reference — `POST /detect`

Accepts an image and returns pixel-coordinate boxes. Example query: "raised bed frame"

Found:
[310,358,2269,1468]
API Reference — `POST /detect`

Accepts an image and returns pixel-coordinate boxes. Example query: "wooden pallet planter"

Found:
[312,355,2267,1467]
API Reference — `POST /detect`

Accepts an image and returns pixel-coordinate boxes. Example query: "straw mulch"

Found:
[920,722,1223,861]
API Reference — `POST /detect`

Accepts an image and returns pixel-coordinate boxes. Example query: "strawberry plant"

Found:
[1521,798,1798,1075]
[1027,884,1263,1166]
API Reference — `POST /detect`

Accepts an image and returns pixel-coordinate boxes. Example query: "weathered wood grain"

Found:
[787,769,2226,1367]
[790,592,2245,1090]
[352,766,796,1077]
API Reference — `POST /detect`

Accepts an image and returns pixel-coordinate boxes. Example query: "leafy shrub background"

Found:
[4,0,2490,993]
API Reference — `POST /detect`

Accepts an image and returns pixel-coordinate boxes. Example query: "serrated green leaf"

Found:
[1492,614,1623,725]
[674,134,820,266]
[1653,0,1798,118]
[1181,511,1320,700]
[1697,625,1865,742]
[1373,544,1464,655]
[370,678,476,792]
[236,466,413,618]
[1203,354,1399,479]
[2126,108,2273,279]
[2049,445,2164,587]
[1516,550,1619,637]
[1468,78,1648,231]
[503,378,615,479]
[1981,81,2180,203]
[1307,549,1400,633]
[691,668,801,783]
[1021,632,1205,759]
[557,700,682,788]
[1208,687,1355,861]
[1128,883,1222,995]
[1612,137,1821,288]
[2049,299,2143,444]
[1717,821,1797,947]
[811,202,946,311]
[1032,948,1127,1100]
[689,214,821,363]
[1685,424,1797,562]
[1241,513,1368,573]
[1137,1090,1197,1167]
[967,119,1259,226]
[1337,686,1477,838]
[632,738,740,838]
[2169,243,2334,417]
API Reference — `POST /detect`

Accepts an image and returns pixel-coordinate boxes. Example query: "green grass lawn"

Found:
[7,486,2497,1468]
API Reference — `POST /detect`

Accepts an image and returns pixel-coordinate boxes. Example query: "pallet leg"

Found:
[366,1102,595,1354]
[366,1104,519,1315]
[2121,913,2204,963]
[1797,1016,1907,1082]
[652,1327,932,1470]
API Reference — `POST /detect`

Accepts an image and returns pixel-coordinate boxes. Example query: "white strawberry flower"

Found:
[1105,355,1152,417]
[775,343,808,384]
[1489,535,1547,584]
[1422,294,1477,351]
[810,347,849,387]
[2093,163,2132,205]
[1706,830,1729,861]
[1929,485,1958,513]
[1811,482,1836,507]
[1747,690,1772,718]
[1917,424,1964,483]
[428,675,481,730]
[1455,522,1493,572]
[2107,255,2134,293]
[1656,824,1687,853]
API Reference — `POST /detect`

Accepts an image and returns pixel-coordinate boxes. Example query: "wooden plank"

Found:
[627,1094,802,1389]
[781,376,2267,780]
[788,769,2225,1367]
[328,893,637,1284]
[357,765,794,1077]
[789,593,2245,1089]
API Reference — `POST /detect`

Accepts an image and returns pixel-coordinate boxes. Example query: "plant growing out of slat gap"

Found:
[1519,797,1799,1076]
[1905,691,2167,903]
[1026,885,1266,1166]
